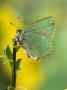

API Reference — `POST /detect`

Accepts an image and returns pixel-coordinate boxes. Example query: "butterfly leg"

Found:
[36,57,41,61]
[24,49,30,58]
[32,56,40,61]
[26,52,30,58]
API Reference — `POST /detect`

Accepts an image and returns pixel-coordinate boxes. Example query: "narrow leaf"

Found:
[0,62,11,90]
[16,58,22,71]
[7,86,15,90]
[4,45,13,65]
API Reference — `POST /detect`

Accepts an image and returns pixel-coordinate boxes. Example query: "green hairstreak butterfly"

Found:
[11,16,54,60]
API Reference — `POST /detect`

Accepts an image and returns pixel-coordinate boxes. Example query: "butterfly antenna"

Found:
[18,16,21,25]
[10,16,23,28]
[10,22,20,28]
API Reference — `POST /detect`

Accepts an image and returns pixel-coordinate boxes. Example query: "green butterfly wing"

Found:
[22,16,54,60]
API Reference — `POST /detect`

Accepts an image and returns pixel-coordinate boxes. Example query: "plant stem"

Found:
[12,47,16,87]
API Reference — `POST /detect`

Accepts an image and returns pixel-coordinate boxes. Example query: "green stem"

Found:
[12,47,16,87]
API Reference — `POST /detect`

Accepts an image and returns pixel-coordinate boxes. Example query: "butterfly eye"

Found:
[16,29,22,33]
[16,30,22,35]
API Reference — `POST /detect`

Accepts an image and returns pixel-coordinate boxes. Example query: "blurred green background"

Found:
[0,0,67,90]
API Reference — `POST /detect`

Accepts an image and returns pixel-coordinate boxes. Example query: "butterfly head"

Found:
[12,29,24,46]
[16,29,22,34]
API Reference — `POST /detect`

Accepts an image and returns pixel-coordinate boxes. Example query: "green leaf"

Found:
[0,62,11,90]
[15,45,21,52]
[4,45,13,64]
[7,86,15,90]
[16,58,22,71]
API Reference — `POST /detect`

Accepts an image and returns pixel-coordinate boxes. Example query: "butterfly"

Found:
[12,16,54,61]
